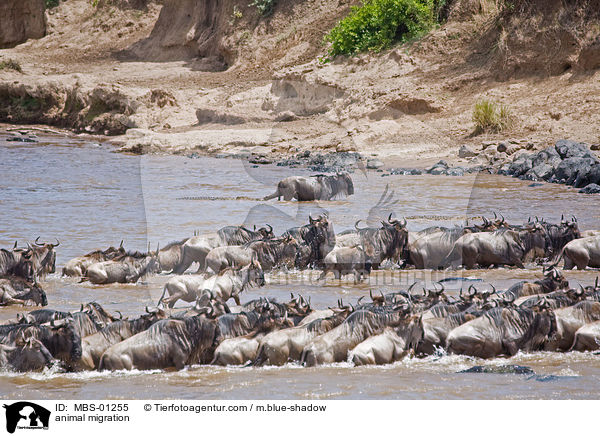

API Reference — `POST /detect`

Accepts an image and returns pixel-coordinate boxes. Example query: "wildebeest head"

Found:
[304,214,336,266]
[30,237,60,277]
[243,260,266,287]
[542,266,569,290]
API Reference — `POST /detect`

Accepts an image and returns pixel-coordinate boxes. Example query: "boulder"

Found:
[555,139,596,160]
[508,155,533,177]
[458,145,477,158]
[551,157,598,185]
[0,0,46,48]
[525,163,554,181]
[574,163,600,188]
[579,184,600,194]
[366,159,384,169]
[533,146,562,169]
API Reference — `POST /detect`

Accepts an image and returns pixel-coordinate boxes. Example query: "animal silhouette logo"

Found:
[3,402,50,433]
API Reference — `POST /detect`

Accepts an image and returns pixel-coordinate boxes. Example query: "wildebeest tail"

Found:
[249,343,267,367]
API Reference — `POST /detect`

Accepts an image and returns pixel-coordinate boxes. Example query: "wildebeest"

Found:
[78,307,167,370]
[0,248,34,281]
[99,315,218,371]
[252,301,352,366]
[500,267,569,301]
[62,242,125,277]
[417,310,481,355]
[544,301,600,351]
[446,305,556,358]
[319,247,371,282]
[443,228,533,269]
[539,216,581,259]
[205,236,298,273]
[22,238,59,280]
[210,311,293,366]
[263,173,354,201]
[298,215,336,268]
[0,334,56,372]
[354,216,408,268]
[552,236,600,270]
[0,322,82,370]
[0,276,47,306]
[84,249,160,284]
[300,307,410,366]
[173,225,274,274]
[570,320,600,351]
[349,314,423,366]
[158,261,265,308]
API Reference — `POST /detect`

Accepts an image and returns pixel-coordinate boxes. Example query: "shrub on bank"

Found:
[0,59,22,73]
[472,98,513,134]
[324,0,446,57]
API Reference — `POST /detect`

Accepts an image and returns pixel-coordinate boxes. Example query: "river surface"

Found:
[1,131,599,399]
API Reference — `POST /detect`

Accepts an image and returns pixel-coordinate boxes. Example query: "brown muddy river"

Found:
[1,131,599,399]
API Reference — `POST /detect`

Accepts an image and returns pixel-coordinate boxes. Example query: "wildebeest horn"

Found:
[407,282,418,293]
[34,236,44,246]
[493,212,497,220]
[500,214,505,223]
[369,290,374,301]
[468,285,477,296]
[400,218,407,227]
[145,306,151,313]
[357,296,364,306]
[51,238,60,248]
[266,224,273,233]
[119,240,124,248]
[572,215,577,223]
[13,241,17,249]
[561,214,564,222]
[355,220,365,230]
[595,276,599,289]
[80,304,84,312]
[116,311,123,320]
[489,284,496,295]
[388,213,393,222]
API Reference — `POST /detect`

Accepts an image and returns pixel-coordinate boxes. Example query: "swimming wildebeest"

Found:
[173,225,274,274]
[158,261,265,308]
[0,276,47,307]
[62,241,125,277]
[263,173,354,201]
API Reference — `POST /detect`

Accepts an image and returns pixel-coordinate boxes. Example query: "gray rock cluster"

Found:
[500,140,600,193]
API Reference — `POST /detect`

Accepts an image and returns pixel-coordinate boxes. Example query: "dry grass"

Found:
[472,98,513,134]
[0,59,22,73]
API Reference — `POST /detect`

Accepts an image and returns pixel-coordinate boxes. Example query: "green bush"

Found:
[472,99,513,134]
[250,0,276,16]
[324,0,440,57]
[45,0,60,8]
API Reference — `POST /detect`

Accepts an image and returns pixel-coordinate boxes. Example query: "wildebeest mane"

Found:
[161,239,189,251]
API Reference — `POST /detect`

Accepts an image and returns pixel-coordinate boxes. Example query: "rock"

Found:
[196,108,247,125]
[525,163,554,181]
[429,167,447,175]
[579,183,600,194]
[0,0,45,48]
[458,145,477,158]
[574,163,600,188]
[555,139,596,160]
[551,157,598,185]
[427,160,448,174]
[496,142,509,153]
[274,111,299,122]
[446,167,465,176]
[508,156,533,177]
[366,159,384,169]
[532,146,562,168]
[498,163,511,175]
[481,141,496,150]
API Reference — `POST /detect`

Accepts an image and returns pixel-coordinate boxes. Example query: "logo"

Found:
[2,402,50,433]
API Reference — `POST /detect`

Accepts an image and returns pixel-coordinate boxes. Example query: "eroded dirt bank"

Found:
[0,0,599,165]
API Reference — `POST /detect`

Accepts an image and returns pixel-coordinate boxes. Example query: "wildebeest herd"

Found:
[2,207,600,373]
